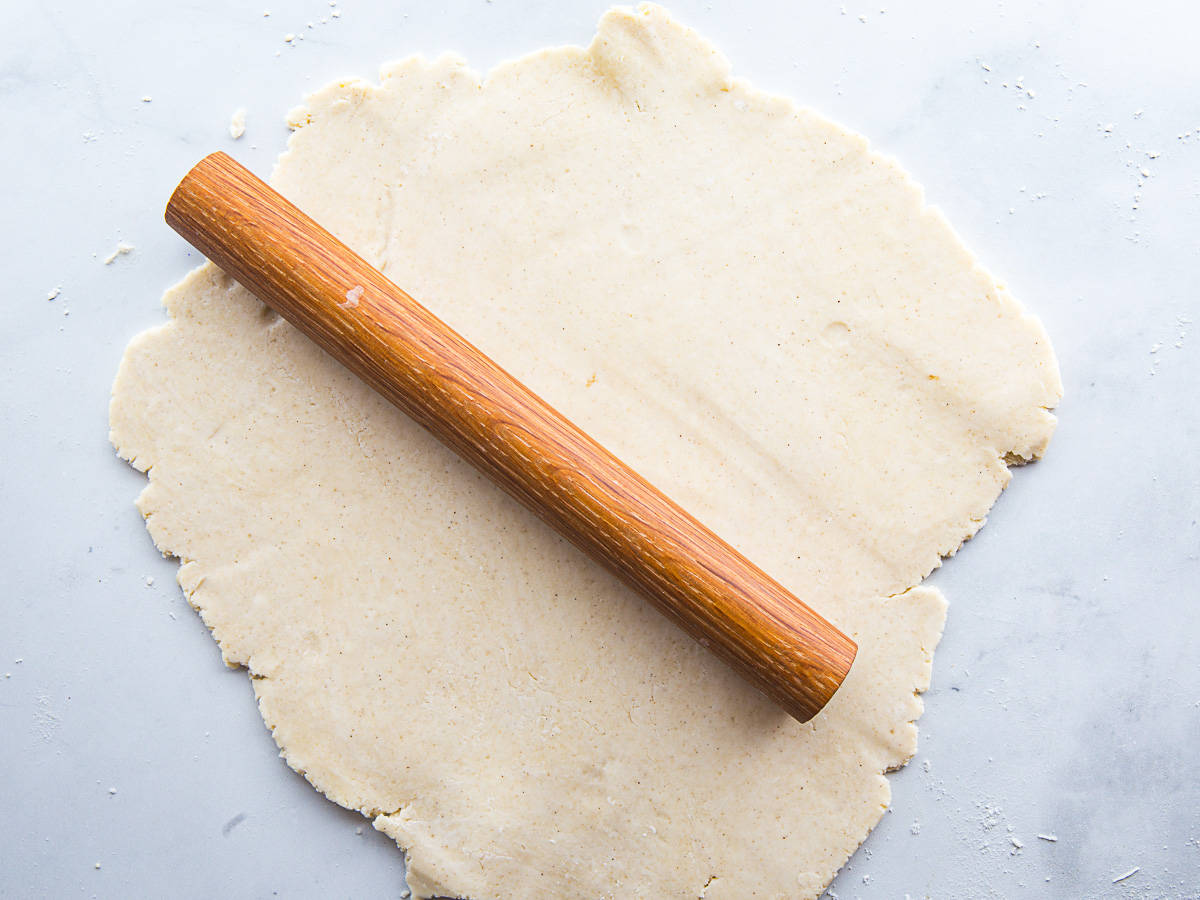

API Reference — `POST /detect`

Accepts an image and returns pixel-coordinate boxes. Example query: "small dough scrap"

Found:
[110,5,1060,898]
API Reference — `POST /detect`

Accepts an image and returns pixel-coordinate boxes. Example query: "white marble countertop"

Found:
[3,1,1197,897]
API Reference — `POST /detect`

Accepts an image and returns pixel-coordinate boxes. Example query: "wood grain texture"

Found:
[164,151,856,722]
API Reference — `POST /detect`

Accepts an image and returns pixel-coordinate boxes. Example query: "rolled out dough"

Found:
[110,5,1061,897]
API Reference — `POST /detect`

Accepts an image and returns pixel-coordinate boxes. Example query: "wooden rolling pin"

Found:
[165,152,857,722]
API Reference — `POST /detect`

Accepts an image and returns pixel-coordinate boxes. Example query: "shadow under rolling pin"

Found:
[165,151,857,723]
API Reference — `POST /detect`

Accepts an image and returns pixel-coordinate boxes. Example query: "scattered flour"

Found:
[33,694,62,742]
[980,803,1004,830]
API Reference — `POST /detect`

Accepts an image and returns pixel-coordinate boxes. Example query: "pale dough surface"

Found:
[110,6,1061,897]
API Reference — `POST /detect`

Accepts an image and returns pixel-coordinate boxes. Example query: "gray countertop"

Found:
[2,1,1197,897]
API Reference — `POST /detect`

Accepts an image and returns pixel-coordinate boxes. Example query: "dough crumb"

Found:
[141,96,152,103]
[1009,836,1024,853]
[1036,833,1058,842]
[103,242,135,265]
[145,576,155,586]
[910,822,920,835]
[230,108,247,140]
[1112,867,1140,883]
[108,787,117,795]
[94,863,101,870]
[47,286,61,301]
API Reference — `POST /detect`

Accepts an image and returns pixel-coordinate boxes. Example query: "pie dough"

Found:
[110,5,1061,897]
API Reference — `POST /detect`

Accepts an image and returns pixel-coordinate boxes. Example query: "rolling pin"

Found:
[165,152,857,722]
